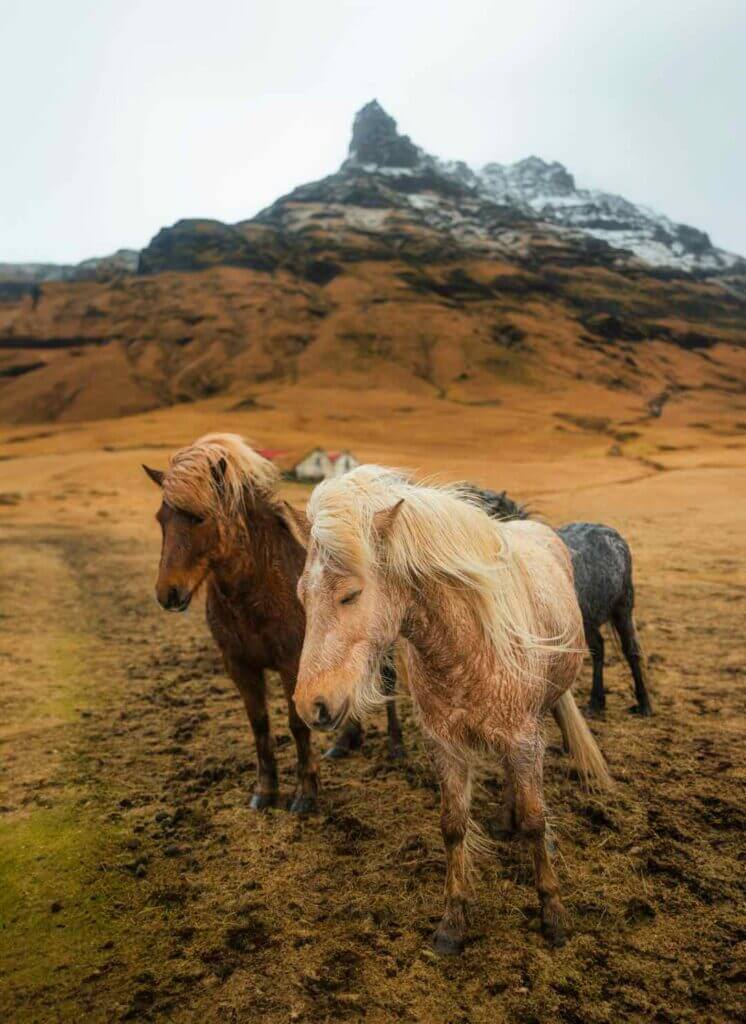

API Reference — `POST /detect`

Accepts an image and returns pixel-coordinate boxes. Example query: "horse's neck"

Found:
[211,504,302,602]
[401,582,493,705]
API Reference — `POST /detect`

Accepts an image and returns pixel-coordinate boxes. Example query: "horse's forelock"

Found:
[163,433,279,520]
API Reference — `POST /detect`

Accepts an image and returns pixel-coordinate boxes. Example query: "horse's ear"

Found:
[373,499,404,541]
[211,457,227,490]
[143,465,164,488]
[280,501,311,548]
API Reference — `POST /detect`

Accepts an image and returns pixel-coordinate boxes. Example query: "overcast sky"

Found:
[1,0,744,263]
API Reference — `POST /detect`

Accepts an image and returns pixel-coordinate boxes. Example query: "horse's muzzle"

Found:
[158,585,192,612]
[300,697,349,733]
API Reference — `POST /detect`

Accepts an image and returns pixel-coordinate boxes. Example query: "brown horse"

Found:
[144,434,403,812]
[143,433,321,811]
[288,465,612,953]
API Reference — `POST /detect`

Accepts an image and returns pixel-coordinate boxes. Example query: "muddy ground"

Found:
[1,400,745,1023]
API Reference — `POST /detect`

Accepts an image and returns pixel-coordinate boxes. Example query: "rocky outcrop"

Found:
[344,99,422,168]
[137,220,279,275]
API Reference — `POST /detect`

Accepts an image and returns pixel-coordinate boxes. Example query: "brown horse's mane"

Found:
[163,433,280,522]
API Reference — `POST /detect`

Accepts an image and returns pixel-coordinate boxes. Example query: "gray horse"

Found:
[327,487,652,758]
[474,489,653,718]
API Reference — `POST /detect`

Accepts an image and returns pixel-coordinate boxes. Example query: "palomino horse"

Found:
[144,434,404,812]
[288,466,612,953]
[331,487,652,756]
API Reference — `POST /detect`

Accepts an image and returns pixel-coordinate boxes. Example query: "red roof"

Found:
[256,448,288,460]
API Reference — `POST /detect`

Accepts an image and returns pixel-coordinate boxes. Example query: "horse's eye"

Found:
[340,589,362,606]
[185,511,204,525]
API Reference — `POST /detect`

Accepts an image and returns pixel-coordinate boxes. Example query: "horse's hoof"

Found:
[543,922,568,948]
[628,703,653,717]
[431,930,464,957]
[486,819,516,841]
[289,794,318,815]
[541,907,569,948]
[585,703,606,720]
[387,742,407,762]
[249,792,276,811]
[324,743,352,760]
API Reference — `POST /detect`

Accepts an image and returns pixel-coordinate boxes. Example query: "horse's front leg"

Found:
[228,660,278,810]
[280,669,320,813]
[431,746,473,955]
[507,735,568,947]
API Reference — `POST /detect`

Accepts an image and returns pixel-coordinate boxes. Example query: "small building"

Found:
[292,448,359,483]
[294,448,334,483]
[329,451,360,478]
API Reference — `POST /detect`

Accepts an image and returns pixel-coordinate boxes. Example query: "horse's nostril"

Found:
[166,587,181,609]
[313,700,332,727]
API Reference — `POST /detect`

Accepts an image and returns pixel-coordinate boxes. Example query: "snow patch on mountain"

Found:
[344,102,740,274]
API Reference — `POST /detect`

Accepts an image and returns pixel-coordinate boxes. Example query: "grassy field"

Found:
[1,383,744,1022]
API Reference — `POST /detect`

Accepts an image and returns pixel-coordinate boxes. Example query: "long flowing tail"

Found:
[553,690,613,792]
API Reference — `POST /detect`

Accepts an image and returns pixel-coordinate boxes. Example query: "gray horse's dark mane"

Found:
[464,485,531,522]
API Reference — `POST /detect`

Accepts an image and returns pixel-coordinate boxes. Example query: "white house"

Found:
[292,448,360,482]
[330,451,360,477]
[294,448,334,483]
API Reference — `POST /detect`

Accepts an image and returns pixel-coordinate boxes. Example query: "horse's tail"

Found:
[553,690,613,792]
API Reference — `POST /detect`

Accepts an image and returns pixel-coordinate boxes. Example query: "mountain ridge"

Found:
[0,101,743,425]
[2,100,742,284]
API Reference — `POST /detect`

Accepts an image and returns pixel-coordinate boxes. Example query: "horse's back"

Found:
[501,519,584,705]
[503,519,583,635]
[504,519,576,585]
[556,522,632,628]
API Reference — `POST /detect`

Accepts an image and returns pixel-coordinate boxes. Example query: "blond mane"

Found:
[307,465,577,684]
[163,433,280,521]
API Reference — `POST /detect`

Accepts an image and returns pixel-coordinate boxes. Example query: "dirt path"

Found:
[1,444,745,1022]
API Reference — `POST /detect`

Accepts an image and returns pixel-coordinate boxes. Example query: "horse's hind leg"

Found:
[382,661,406,760]
[430,745,473,956]
[612,603,653,716]
[507,736,568,947]
[324,719,364,759]
[489,768,517,839]
[281,670,320,813]
[586,624,606,717]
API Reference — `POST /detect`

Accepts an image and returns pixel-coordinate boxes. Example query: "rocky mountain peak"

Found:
[507,157,576,195]
[346,99,421,168]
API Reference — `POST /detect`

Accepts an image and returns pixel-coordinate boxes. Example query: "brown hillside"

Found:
[0,256,744,425]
